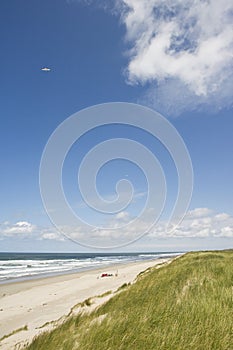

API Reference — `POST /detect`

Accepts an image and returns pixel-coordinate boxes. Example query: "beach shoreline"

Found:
[0,257,175,349]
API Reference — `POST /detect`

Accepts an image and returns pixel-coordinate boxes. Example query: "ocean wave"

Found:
[0,252,180,282]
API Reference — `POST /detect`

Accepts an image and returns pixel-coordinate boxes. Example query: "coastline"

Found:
[0,257,175,349]
[0,252,180,284]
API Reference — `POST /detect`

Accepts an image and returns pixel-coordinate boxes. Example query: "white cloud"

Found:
[0,221,37,236]
[149,208,233,238]
[1,207,233,246]
[184,207,213,219]
[0,221,64,241]
[41,67,51,72]
[50,207,233,248]
[40,231,65,241]
[115,0,233,115]
[61,207,233,244]
[115,210,130,220]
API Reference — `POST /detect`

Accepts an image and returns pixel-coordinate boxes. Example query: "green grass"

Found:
[25,251,233,350]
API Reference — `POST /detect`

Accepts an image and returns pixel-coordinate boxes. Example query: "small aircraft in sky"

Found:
[41,67,51,72]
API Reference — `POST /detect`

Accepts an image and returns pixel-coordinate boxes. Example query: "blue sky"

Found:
[0,0,233,252]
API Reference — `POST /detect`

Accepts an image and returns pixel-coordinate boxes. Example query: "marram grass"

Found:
[25,251,233,350]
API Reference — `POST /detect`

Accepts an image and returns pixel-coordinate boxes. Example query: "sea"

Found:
[0,252,181,284]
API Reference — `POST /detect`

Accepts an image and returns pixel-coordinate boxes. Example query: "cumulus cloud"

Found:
[57,207,233,246]
[113,0,233,115]
[0,221,64,241]
[0,221,37,236]
[40,230,65,241]
[184,207,213,219]
[150,208,233,238]
[1,207,233,246]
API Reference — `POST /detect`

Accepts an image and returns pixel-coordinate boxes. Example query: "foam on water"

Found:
[0,252,180,283]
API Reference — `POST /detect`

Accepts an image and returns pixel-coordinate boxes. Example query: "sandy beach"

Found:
[0,258,172,349]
